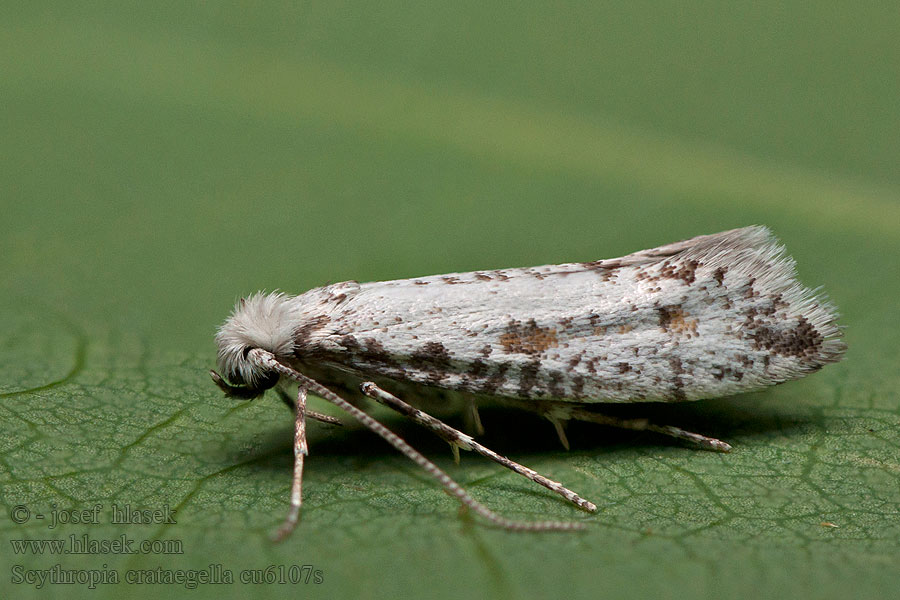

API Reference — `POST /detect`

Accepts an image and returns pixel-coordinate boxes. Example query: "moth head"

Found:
[212,292,296,398]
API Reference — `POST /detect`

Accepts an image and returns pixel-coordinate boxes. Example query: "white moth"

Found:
[211,226,845,539]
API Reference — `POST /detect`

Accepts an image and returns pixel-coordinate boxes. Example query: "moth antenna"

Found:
[248,349,587,532]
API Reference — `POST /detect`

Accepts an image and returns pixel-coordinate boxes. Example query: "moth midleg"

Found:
[359,381,597,514]
[546,416,571,450]
[275,387,343,426]
[464,400,485,436]
[275,386,295,411]
[271,386,308,543]
[558,406,732,453]
[249,349,587,531]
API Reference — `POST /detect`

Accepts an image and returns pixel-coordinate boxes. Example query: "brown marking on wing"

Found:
[499,319,559,355]
[409,341,453,383]
[658,307,699,336]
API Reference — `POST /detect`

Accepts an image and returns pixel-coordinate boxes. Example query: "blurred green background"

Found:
[2,3,898,599]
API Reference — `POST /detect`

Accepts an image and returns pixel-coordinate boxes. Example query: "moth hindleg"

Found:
[551,405,732,453]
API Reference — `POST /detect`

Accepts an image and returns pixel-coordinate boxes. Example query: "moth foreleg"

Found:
[561,406,732,453]
[271,386,309,543]
[359,381,598,514]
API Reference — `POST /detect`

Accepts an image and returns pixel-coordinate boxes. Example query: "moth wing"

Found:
[304,227,844,403]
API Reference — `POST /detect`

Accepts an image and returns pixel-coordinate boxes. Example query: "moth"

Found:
[210,226,845,539]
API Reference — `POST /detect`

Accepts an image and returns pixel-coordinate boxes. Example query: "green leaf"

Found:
[2,3,899,599]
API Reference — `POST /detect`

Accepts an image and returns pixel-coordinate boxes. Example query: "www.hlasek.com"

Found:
[11,534,183,555]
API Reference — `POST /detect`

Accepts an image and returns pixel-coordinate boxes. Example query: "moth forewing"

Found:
[283,225,844,403]
[212,226,845,537]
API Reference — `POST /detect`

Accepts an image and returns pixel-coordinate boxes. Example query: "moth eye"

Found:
[242,346,253,359]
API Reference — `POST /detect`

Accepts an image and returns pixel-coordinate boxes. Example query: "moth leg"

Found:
[547,417,571,451]
[358,382,476,463]
[359,381,597,514]
[275,385,295,410]
[250,349,587,531]
[562,407,732,452]
[271,386,309,543]
[275,386,343,426]
[465,400,485,436]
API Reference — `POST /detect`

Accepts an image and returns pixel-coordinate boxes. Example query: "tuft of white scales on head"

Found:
[215,292,300,388]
